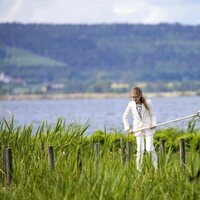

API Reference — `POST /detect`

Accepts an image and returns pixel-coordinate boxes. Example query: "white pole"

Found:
[131,111,200,134]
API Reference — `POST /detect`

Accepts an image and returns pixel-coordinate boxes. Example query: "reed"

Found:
[0,118,199,200]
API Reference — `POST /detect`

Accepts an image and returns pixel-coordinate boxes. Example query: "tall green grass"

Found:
[0,118,199,200]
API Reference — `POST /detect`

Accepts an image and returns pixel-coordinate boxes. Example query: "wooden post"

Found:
[94,143,100,157]
[2,146,7,185]
[126,141,132,161]
[5,148,13,186]
[41,142,45,155]
[120,138,126,166]
[94,143,100,167]
[179,138,186,168]
[48,146,55,170]
[160,139,166,155]
[77,148,82,172]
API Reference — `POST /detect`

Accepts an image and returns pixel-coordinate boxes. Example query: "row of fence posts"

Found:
[2,138,186,186]
[119,138,186,167]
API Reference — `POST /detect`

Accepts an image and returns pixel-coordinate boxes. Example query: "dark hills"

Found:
[0,23,200,93]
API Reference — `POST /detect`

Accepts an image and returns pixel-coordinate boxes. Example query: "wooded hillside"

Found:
[0,23,199,93]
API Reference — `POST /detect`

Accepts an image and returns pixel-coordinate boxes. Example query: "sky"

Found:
[0,0,200,25]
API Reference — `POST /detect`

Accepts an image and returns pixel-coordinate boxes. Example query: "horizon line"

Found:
[0,21,200,27]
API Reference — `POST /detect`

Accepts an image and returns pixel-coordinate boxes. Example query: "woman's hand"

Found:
[150,125,156,129]
[127,129,133,134]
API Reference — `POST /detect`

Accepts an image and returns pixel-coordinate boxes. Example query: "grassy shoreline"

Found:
[0,118,200,199]
[0,91,199,100]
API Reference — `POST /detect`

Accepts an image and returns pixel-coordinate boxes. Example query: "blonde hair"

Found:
[131,87,150,110]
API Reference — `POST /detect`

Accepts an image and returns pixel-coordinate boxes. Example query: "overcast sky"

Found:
[0,0,200,25]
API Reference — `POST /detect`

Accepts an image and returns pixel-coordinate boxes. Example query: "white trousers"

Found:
[136,134,158,171]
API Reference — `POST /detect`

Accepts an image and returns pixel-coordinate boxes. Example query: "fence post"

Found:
[160,139,166,155]
[94,143,100,164]
[2,146,7,185]
[77,148,82,172]
[94,143,100,157]
[41,142,45,156]
[94,143,100,167]
[120,138,126,166]
[5,148,13,186]
[126,141,132,162]
[48,146,55,170]
[179,138,186,168]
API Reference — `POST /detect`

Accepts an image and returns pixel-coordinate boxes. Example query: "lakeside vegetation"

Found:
[0,117,200,199]
[0,91,199,101]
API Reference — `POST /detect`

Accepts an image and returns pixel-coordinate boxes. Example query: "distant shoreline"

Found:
[0,91,199,100]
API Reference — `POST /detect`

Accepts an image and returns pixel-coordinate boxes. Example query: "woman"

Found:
[123,87,158,171]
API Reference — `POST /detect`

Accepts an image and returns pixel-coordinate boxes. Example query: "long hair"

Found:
[131,87,150,110]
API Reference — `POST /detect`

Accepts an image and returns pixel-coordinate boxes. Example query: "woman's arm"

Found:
[122,102,132,131]
[148,100,157,127]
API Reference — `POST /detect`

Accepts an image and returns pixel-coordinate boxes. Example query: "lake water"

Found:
[0,96,200,134]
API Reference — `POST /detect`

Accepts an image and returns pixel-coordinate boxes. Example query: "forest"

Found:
[0,23,200,93]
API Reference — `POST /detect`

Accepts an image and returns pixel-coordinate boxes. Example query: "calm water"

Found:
[0,96,200,134]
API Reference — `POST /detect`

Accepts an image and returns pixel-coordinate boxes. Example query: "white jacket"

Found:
[122,99,156,136]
